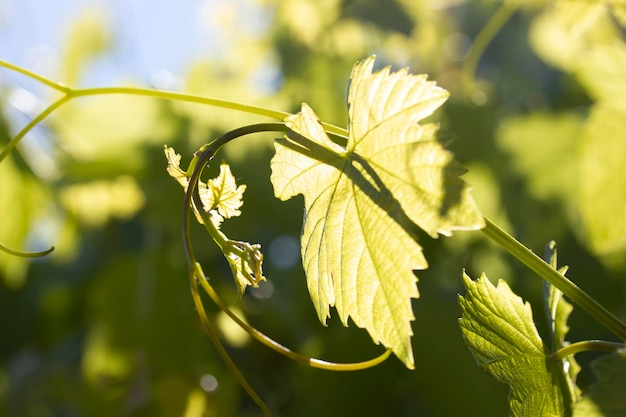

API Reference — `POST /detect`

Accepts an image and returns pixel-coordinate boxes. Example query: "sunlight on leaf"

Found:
[270,56,484,367]
[164,146,189,189]
[459,272,568,417]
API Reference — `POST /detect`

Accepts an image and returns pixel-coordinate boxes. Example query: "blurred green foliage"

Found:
[1,1,625,416]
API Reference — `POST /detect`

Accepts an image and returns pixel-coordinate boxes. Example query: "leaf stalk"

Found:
[552,340,625,360]
[481,216,626,341]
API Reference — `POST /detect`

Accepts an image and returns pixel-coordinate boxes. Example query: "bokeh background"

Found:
[1,0,625,416]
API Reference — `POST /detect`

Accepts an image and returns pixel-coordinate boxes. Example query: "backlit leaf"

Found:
[164,146,189,189]
[270,56,484,367]
[199,162,246,223]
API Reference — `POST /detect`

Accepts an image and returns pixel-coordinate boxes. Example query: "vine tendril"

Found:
[0,241,54,258]
[182,123,389,415]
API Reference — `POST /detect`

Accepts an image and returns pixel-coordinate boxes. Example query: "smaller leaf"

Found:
[199,162,246,222]
[573,351,626,417]
[164,146,189,189]
[459,272,567,417]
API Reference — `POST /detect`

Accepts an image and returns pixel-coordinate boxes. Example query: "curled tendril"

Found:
[181,123,389,416]
[0,241,54,258]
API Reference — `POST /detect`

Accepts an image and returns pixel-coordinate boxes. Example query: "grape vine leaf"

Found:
[459,272,572,416]
[573,351,626,417]
[164,146,190,189]
[198,162,247,225]
[270,56,484,368]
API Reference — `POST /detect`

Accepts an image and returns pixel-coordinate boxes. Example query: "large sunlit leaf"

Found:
[270,56,484,367]
[459,272,570,416]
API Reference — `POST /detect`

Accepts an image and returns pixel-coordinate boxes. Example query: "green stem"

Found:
[71,87,348,136]
[0,95,72,163]
[462,2,518,100]
[0,59,71,93]
[190,263,272,417]
[553,340,625,360]
[72,87,292,122]
[481,217,626,341]
[196,267,392,371]
[0,59,347,143]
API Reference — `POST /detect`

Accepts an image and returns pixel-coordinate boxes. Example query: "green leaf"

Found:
[573,351,626,417]
[198,163,264,296]
[459,272,568,416]
[164,146,189,189]
[199,162,247,224]
[270,56,484,367]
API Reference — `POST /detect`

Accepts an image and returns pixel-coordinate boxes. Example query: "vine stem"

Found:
[481,216,626,341]
[182,124,281,416]
[0,58,348,147]
[195,263,392,371]
[0,95,72,163]
[461,2,518,101]
[189,262,272,417]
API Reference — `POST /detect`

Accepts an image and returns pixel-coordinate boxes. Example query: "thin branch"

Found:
[481,217,626,341]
